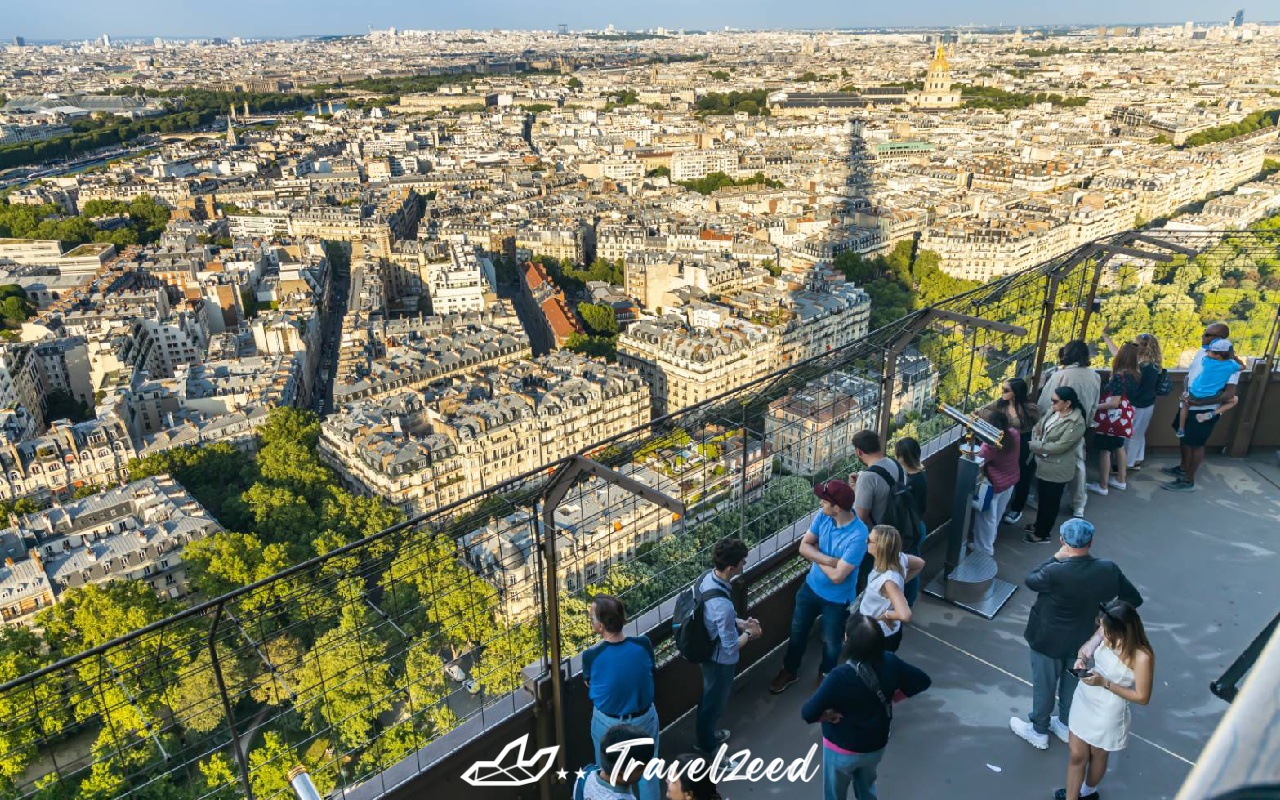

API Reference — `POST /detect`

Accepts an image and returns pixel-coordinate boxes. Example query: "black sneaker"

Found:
[1160,465,1185,477]
[1023,532,1051,544]
[1054,789,1100,800]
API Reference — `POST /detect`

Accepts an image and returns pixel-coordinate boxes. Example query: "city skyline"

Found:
[1,0,1265,41]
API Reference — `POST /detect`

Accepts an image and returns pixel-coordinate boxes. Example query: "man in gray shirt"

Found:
[850,430,899,527]
[696,538,761,754]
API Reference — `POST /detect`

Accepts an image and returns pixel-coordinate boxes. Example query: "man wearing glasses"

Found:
[1163,323,1238,492]
[769,478,868,695]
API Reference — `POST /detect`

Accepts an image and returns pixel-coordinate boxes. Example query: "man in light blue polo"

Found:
[770,478,869,694]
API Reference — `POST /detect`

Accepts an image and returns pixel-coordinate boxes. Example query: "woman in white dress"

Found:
[857,526,925,652]
[1058,600,1155,800]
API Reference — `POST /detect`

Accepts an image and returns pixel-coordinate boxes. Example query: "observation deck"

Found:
[1,229,1278,800]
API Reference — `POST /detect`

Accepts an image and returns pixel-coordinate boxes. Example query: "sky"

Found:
[1,0,1265,41]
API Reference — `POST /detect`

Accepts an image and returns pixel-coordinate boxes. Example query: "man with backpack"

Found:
[769,478,867,695]
[678,538,759,755]
[849,430,924,589]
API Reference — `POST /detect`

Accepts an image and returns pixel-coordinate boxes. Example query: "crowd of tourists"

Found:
[574,324,1242,800]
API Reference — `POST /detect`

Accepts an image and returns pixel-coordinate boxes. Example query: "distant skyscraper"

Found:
[154,37,164,48]
[101,34,111,48]
[12,36,24,47]
[1232,9,1244,27]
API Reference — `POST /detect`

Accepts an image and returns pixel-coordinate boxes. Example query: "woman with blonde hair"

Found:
[1058,600,1155,800]
[856,526,925,652]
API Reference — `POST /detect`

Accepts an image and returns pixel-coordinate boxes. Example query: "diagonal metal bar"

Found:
[209,602,255,800]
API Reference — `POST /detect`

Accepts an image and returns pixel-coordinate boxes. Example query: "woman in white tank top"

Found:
[857,525,926,651]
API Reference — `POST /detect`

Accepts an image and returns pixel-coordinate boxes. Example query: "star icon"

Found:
[556,769,568,781]
[575,768,587,781]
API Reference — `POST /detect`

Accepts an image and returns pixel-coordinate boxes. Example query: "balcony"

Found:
[1,229,1279,800]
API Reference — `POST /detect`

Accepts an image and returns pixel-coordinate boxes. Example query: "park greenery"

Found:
[695,89,771,116]
[959,85,1090,110]
[0,284,34,331]
[535,255,624,293]
[835,240,981,330]
[0,90,323,170]
[678,170,783,195]
[0,194,170,248]
[1179,108,1279,149]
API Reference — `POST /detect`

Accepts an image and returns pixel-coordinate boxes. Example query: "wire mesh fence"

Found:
[0,229,1276,800]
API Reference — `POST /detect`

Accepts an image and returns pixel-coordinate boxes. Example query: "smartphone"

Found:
[1069,668,1093,678]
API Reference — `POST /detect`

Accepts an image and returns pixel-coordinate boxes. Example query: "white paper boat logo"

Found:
[461,734,559,787]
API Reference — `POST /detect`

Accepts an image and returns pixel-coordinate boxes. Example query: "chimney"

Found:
[4,557,13,568]
[28,549,43,571]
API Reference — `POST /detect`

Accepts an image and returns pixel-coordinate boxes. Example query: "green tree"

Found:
[475,623,539,695]
[577,302,619,336]
[291,615,393,750]
[196,753,241,800]
[0,628,67,792]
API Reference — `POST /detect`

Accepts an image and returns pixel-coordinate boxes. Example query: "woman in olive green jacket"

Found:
[1024,385,1088,543]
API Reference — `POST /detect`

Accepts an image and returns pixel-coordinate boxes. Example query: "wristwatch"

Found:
[742,630,752,641]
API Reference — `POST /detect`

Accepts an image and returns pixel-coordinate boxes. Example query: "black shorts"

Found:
[1094,433,1127,452]
[1174,408,1220,447]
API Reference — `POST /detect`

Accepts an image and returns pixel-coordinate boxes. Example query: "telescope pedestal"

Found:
[923,551,1018,619]
[922,443,1016,620]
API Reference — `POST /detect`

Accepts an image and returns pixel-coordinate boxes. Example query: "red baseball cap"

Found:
[813,479,855,511]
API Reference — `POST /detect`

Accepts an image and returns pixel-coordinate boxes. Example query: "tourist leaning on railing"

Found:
[998,377,1041,526]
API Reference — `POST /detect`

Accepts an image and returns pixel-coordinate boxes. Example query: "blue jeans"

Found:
[697,661,736,752]
[591,705,660,800]
[783,581,850,676]
[1029,648,1078,735]
[823,745,884,800]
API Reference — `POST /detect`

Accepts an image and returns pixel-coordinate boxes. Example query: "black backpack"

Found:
[867,460,925,550]
[672,571,730,663]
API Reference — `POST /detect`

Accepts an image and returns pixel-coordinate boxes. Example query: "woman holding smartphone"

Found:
[1057,600,1155,800]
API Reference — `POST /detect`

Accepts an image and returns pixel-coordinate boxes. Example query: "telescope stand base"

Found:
[923,566,1018,620]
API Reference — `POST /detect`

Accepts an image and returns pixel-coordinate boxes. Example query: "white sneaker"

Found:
[1050,715,1070,744]
[1072,509,1086,518]
[1085,482,1108,496]
[1001,510,1022,525]
[1009,716,1049,750]
[1108,479,1127,491]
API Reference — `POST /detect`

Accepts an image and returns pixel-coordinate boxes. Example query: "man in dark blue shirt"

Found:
[582,594,659,800]
[802,614,931,800]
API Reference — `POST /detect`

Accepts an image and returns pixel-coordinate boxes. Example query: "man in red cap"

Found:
[769,478,869,694]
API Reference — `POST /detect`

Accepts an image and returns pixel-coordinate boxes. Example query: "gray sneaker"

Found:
[1161,465,1185,477]
[1162,479,1197,492]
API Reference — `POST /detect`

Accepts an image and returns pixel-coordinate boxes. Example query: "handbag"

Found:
[1093,391,1135,438]
[1155,369,1172,397]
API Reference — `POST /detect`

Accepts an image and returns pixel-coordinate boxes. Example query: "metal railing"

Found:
[0,229,1277,800]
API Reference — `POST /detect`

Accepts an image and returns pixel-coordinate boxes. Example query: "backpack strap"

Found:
[850,660,893,720]
[866,460,905,490]
[572,765,600,800]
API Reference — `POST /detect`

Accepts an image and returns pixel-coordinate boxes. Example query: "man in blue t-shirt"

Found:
[581,594,660,800]
[769,478,868,695]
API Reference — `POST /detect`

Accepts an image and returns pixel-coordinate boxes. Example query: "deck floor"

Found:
[659,455,1280,799]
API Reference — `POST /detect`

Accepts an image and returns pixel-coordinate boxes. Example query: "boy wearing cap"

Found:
[1010,518,1143,750]
[1165,323,1242,492]
[769,479,868,695]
